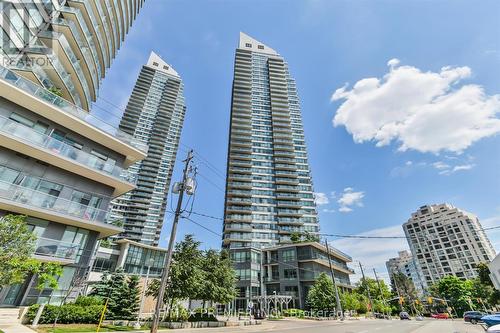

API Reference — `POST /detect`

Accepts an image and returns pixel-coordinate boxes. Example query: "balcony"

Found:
[0,65,147,166]
[227,197,252,205]
[0,114,135,196]
[0,179,122,237]
[226,205,253,214]
[33,237,80,264]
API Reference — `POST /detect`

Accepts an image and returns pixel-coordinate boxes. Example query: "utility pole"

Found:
[150,150,194,333]
[392,273,404,312]
[325,239,343,320]
[373,269,388,318]
[359,262,373,317]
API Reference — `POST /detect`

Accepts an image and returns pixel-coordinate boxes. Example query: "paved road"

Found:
[163,318,486,333]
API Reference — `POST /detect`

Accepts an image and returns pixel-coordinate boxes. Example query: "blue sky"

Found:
[93,0,500,281]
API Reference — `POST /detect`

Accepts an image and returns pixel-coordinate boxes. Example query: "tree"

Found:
[290,232,301,243]
[472,263,500,308]
[147,234,205,315]
[306,273,336,312]
[340,291,360,312]
[290,231,320,243]
[198,249,236,307]
[392,272,418,303]
[89,269,140,320]
[429,275,474,316]
[0,214,62,289]
[356,277,391,301]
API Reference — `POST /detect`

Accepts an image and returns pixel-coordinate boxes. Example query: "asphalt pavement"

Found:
[160,318,486,333]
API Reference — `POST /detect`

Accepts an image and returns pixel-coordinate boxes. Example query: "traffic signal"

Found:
[399,296,404,304]
[415,300,420,305]
[427,297,433,304]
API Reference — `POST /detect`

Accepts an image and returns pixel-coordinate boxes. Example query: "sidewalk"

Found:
[0,323,38,333]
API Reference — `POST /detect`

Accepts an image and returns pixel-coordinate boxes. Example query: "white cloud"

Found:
[322,208,336,213]
[338,206,353,213]
[435,162,476,175]
[432,161,450,170]
[337,187,365,213]
[451,164,475,172]
[332,60,500,154]
[332,225,408,284]
[314,192,329,205]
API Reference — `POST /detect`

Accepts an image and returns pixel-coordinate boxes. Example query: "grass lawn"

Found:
[34,324,150,333]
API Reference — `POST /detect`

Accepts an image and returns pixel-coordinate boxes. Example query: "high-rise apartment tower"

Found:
[108,52,186,246]
[0,0,147,306]
[403,204,496,289]
[1,0,146,111]
[222,33,319,306]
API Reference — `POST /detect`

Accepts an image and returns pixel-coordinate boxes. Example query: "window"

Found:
[90,150,116,173]
[282,249,296,262]
[245,43,252,48]
[50,130,82,149]
[283,268,297,280]
[153,62,159,66]
[163,65,169,70]
[0,165,21,189]
[258,45,264,50]
[9,112,49,134]
[10,112,34,127]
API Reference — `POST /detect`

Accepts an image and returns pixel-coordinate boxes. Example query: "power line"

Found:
[182,216,222,237]
[180,216,353,277]
[197,171,226,193]
[190,211,224,221]
[321,233,407,239]
[193,157,226,180]
[176,210,500,240]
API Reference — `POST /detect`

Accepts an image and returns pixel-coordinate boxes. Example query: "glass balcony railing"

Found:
[69,0,109,68]
[34,237,80,262]
[0,65,148,153]
[0,178,110,225]
[0,114,135,184]
[39,30,92,108]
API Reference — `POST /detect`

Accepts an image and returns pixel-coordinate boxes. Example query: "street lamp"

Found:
[135,258,155,329]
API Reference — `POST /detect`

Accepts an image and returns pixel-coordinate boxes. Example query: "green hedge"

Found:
[25,300,104,324]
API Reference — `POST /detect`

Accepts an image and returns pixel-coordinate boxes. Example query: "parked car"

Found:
[463,311,486,324]
[488,324,500,332]
[399,311,411,320]
[431,313,449,319]
[482,314,500,327]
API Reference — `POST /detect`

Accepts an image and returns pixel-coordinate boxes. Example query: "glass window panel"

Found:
[9,112,34,127]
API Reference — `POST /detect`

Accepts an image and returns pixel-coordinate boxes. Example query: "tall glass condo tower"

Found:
[108,52,186,246]
[223,33,319,307]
